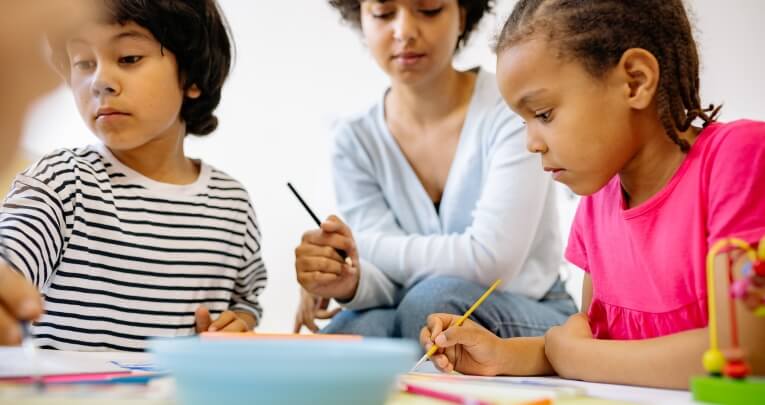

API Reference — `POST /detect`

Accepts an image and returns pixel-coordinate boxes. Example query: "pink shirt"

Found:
[566,120,765,340]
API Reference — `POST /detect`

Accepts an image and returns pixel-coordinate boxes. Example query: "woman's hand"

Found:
[295,215,360,301]
[419,313,508,376]
[294,289,341,333]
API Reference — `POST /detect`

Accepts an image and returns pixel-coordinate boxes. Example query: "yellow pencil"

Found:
[411,279,502,372]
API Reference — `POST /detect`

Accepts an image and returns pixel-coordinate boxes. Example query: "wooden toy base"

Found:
[691,375,765,404]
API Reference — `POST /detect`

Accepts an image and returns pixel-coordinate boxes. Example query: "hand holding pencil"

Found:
[418,280,510,376]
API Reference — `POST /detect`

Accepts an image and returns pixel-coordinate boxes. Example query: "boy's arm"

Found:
[227,205,267,328]
[0,174,66,289]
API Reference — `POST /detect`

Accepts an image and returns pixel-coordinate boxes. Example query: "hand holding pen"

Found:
[289,183,361,302]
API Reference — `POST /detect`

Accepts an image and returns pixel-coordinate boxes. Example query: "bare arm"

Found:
[546,261,765,389]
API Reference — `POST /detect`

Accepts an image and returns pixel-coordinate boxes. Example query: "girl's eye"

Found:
[119,55,143,65]
[420,7,443,17]
[72,60,95,71]
[535,110,553,123]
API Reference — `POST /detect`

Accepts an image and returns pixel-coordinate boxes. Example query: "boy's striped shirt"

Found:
[0,145,266,351]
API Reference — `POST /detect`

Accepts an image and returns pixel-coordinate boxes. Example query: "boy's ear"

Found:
[617,48,660,110]
[186,84,201,99]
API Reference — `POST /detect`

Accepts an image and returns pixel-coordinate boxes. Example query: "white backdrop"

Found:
[20,0,765,332]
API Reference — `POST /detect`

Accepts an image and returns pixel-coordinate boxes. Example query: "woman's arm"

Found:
[334,112,556,291]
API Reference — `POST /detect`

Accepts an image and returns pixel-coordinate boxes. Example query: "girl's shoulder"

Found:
[693,119,765,158]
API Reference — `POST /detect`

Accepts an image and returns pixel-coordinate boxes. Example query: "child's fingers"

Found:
[208,311,236,332]
[0,307,22,345]
[0,264,43,321]
[195,306,212,334]
[431,353,454,373]
[220,319,248,332]
[435,324,478,348]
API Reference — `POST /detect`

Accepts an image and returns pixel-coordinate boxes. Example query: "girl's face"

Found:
[497,38,638,196]
[360,0,465,85]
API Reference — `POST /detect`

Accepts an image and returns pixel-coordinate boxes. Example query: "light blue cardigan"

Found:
[333,70,561,310]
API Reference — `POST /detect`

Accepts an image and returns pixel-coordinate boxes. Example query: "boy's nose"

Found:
[91,68,120,97]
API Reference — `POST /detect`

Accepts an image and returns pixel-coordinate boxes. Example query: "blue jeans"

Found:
[321,276,577,340]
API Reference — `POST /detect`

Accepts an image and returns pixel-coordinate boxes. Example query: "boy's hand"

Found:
[0,262,43,345]
[195,307,255,333]
[295,215,360,301]
[544,312,593,371]
[419,313,507,376]
[294,289,341,333]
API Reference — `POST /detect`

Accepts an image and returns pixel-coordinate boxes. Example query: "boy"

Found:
[0,0,266,351]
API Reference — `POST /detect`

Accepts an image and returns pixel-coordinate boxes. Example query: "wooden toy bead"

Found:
[723,359,750,379]
[703,349,725,374]
[754,260,765,277]
[730,279,749,299]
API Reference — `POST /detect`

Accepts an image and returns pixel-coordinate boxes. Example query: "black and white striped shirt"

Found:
[0,145,267,351]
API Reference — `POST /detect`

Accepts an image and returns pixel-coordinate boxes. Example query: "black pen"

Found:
[287,182,349,260]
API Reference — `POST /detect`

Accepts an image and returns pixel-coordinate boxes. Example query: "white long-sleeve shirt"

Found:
[333,70,561,310]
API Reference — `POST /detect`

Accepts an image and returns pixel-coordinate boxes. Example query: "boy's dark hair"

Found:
[495,0,720,152]
[52,0,233,136]
[328,0,495,50]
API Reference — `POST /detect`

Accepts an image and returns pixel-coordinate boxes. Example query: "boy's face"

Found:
[496,38,638,196]
[66,21,199,152]
[360,0,464,86]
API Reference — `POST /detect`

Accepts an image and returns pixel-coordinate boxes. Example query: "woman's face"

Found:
[359,0,465,86]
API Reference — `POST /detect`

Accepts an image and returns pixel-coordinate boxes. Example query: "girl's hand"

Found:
[544,312,593,373]
[195,307,255,333]
[0,262,43,345]
[295,215,360,301]
[419,313,507,376]
[293,288,341,333]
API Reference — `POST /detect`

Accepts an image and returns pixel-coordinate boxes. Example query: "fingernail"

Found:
[435,334,446,345]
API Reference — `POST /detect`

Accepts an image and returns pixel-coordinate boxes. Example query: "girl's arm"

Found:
[546,267,765,389]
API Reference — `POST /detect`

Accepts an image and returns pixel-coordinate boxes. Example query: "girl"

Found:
[420,0,765,389]
[294,0,576,339]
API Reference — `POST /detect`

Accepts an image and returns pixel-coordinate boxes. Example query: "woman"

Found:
[294,0,576,339]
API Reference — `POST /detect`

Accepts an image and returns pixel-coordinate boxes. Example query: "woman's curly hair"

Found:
[328,0,495,49]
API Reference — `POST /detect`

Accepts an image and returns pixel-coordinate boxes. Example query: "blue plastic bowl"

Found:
[150,337,419,405]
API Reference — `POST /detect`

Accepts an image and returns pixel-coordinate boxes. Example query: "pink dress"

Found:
[565,120,765,339]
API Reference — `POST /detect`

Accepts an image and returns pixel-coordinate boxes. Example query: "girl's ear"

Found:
[186,84,201,99]
[617,48,660,110]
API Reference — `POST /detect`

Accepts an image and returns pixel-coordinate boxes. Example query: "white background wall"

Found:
[20,0,765,332]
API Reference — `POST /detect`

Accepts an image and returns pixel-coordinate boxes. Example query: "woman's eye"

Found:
[119,55,143,65]
[420,7,443,17]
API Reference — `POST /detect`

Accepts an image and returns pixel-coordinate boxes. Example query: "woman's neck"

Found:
[386,66,476,128]
[109,123,199,185]
[619,117,698,208]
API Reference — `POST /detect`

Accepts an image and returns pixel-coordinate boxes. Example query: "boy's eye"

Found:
[372,11,395,19]
[420,7,443,16]
[72,60,95,71]
[535,110,553,123]
[119,55,143,65]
